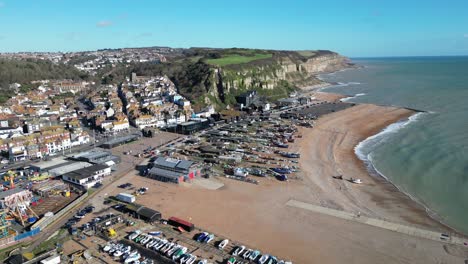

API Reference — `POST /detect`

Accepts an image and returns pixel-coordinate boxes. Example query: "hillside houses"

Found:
[119,74,192,129]
[0,126,90,161]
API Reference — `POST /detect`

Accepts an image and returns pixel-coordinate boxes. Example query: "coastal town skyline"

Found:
[0,0,467,57]
[0,1,467,263]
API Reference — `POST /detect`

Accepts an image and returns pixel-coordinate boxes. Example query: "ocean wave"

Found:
[354,112,425,163]
[365,146,449,227]
[335,81,362,87]
[340,93,366,102]
[318,81,362,92]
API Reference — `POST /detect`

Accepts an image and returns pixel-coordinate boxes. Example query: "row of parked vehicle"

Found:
[128,230,209,264]
[193,232,291,264]
[102,241,152,264]
[231,245,292,264]
[74,205,95,219]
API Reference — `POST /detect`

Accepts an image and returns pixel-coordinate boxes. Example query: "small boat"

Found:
[129,230,141,240]
[155,240,167,250]
[258,254,270,264]
[122,246,131,254]
[270,168,292,174]
[218,239,229,249]
[172,247,187,261]
[162,242,175,253]
[186,254,197,264]
[146,238,157,248]
[196,232,208,242]
[167,244,181,257]
[134,234,145,243]
[202,233,211,243]
[276,175,288,181]
[233,245,245,256]
[267,256,278,264]
[141,236,152,245]
[148,231,162,236]
[249,250,260,261]
[123,249,138,260]
[109,244,121,254]
[124,252,141,263]
[205,234,215,243]
[179,254,190,263]
[113,250,124,257]
[351,178,362,184]
[242,248,252,259]
[227,257,236,264]
[197,260,207,264]
[103,243,114,252]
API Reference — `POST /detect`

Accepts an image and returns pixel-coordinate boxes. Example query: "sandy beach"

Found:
[96,98,466,264]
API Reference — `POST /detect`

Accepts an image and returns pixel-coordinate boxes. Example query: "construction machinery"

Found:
[106,228,117,238]
[4,189,39,226]
[3,170,16,189]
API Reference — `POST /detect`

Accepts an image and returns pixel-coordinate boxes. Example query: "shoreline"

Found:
[299,72,461,235]
[352,110,463,236]
[100,100,467,263]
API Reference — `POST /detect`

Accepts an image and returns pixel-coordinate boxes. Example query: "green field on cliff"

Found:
[205,53,272,66]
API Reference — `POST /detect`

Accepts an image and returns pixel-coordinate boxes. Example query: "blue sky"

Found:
[0,0,467,57]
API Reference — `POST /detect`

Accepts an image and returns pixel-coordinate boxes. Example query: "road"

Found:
[24,135,186,252]
[24,160,140,252]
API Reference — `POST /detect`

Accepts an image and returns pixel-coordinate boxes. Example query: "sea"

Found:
[319,56,468,235]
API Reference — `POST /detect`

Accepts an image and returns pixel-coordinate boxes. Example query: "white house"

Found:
[62,164,111,189]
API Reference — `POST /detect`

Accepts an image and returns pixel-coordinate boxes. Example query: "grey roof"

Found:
[0,188,26,200]
[154,157,178,169]
[148,167,182,179]
[177,160,193,170]
[153,157,194,171]
[48,161,93,176]
[62,163,110,180]
[71,148,111,160]
[136,207,161,220]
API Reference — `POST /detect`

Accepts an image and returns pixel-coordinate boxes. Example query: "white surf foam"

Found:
[318,81,362,92]
[340,93,366,102]
[354,112,425,163]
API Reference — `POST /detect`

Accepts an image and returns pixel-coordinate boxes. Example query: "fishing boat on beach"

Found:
[351,178,362,184]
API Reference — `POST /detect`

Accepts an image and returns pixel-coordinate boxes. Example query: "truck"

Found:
[116,193,136,203]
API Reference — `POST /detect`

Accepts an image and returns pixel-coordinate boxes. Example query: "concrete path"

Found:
[286,199,468,246]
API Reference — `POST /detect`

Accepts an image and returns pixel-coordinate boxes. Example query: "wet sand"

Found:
[294,103,450,229]
[98,102,465,263]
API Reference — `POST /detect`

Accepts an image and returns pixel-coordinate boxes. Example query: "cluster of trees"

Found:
[0,59,88,86]
[115,60,213,103]
[0,59,89,103]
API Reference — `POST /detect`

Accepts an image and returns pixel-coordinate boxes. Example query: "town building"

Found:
[147,157,199,184]
[62,164,111,189]
[235,90,258,108]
